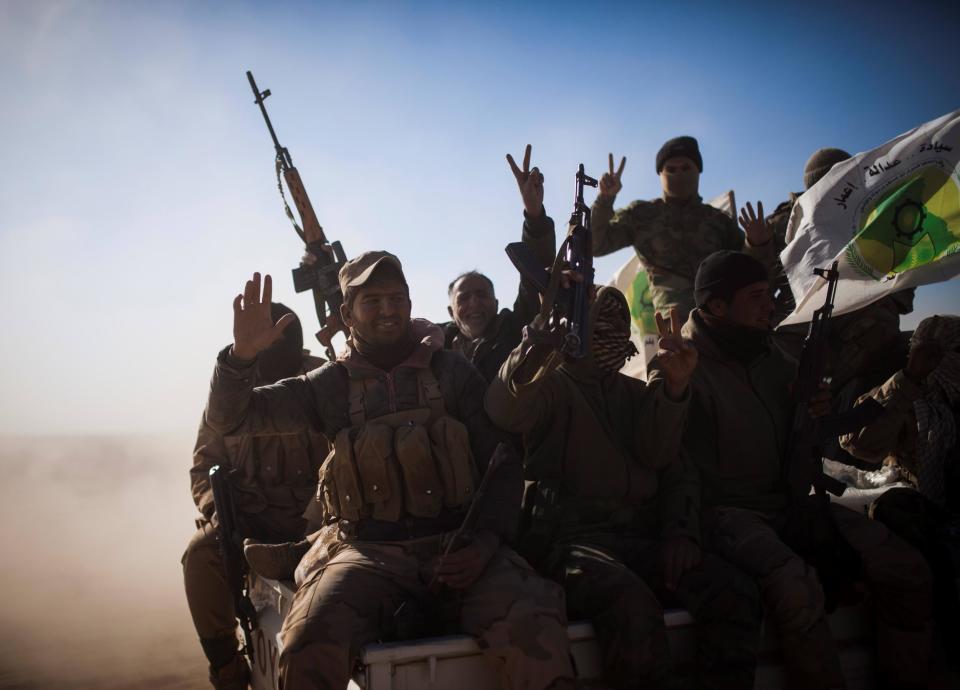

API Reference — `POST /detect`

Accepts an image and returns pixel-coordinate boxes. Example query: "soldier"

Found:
[485,286,761,689]
[771,147,915,392]
[444,144,556,382]
[841,314,960,661]
[183,302,327,690]
[682,250,933,690]
[591,136,775,325]
[204,256,575,690]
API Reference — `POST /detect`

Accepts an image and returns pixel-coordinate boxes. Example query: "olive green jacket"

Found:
[592,194,776,323]
[485,288,695,541]
[205,320,521,541]
[681,310,796,516]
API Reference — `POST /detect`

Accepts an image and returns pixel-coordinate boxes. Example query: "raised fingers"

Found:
[608,152,615,175]
[655,310,670,337]
[616,155,626,178]
[262,273,273,306]
[522,143,531,173]
[670,307,681,337]
[506,153,522,181]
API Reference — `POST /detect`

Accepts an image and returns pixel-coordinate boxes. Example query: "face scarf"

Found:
[912,315,960,507]
[591,292,639,373]
[350,326,417,372]
[697,310,769,364]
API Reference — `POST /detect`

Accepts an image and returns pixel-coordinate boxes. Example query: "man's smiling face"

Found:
[342,273,412,347]
[448,274,498,340]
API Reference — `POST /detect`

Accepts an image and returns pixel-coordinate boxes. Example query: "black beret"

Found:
[656,136,703,174]
[694,251,769,307]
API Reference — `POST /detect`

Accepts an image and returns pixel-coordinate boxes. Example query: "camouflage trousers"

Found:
[278,535,575,690]
[182,522,237,641]
[707,503,932,690]
[545,534,761,690]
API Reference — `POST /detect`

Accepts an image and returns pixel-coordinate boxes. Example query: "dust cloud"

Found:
[0,434,210,689]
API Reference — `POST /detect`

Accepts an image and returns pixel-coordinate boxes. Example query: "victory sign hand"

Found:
[231,272,298,361]
[506,144,545,219]
[739,201,773,247]
[599,153,626,200]
[655,308,698,400]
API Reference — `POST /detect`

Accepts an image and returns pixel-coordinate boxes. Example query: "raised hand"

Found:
[739,201,773,247]
[599,153,626,200]
[506,144,544,218]
[231,272,298,361]
[655,308,698,400]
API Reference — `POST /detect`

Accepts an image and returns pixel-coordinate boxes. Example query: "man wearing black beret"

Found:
[592,137,775,326]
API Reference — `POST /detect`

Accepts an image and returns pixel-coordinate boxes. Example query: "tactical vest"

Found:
[317,367,478,523]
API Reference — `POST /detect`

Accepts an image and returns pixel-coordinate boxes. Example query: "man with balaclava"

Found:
[682,250,933,690]
[203,256,576,690]
[183,302,327,690]
[485,289,761,689]
[444,144,557,383]
[590,136,775,326]
[769,147,915,394]
[841,314,960,662]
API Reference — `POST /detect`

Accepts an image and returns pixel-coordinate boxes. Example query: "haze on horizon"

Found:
[1,0,958,437]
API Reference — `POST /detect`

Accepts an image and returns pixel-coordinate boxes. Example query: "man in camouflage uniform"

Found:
[591,136,775,325]
[444,145,556,382]
[841,314,960,660]
[183,302,327,690]
[769,147,915,393]
[486,287,761,689]
[204,255,575,690]
[683,250,933,690]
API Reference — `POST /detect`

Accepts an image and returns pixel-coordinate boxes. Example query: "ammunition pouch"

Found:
[318,368,478,524]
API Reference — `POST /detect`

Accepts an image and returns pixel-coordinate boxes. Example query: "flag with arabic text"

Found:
[781,109,960,325]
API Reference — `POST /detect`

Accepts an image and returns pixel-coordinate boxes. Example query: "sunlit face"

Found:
[341,278,412,346]
[707,281,774,331]
[659,156,700,200]
[448,274,498,340]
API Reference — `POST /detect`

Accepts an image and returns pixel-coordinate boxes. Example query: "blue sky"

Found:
[1,0,958,434]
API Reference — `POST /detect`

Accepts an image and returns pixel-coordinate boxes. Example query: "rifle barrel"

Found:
[246,70,291,171]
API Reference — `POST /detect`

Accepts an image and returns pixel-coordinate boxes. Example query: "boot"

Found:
[209,653,250,690]
[243,538,310,580]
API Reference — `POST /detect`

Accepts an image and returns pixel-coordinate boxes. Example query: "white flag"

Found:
[780,110,960,325]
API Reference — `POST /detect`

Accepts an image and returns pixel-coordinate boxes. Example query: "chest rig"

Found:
[317,367,479,523]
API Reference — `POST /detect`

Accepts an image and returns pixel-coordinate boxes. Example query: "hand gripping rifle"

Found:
[505,164,598,358]
[209,465,258,664]
[246,71,348,360]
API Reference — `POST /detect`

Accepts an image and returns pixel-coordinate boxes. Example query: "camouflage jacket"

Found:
[840,370,923,481]
[592,194,776,323]
[442,211,557,383]
[485,288,694,542]
[191,351,327,540]
[205,320,521,542]
[682,309,796,516]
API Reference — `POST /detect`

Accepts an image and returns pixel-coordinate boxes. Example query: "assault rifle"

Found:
[782,260,883,503]
[780,261,882,607]
[505,164,598,358]
[210,465,258,664]
[246,70,348,360]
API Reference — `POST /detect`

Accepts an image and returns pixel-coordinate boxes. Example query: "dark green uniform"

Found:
[486,288,761,690]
